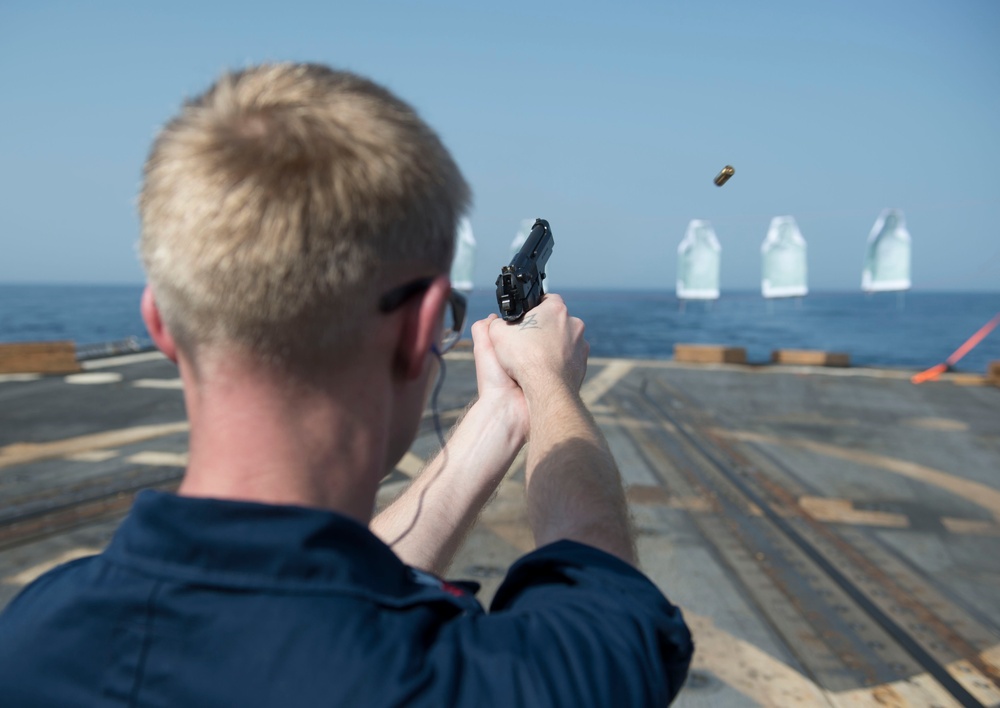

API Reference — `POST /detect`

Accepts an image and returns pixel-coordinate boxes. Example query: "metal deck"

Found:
[2,351,998,707]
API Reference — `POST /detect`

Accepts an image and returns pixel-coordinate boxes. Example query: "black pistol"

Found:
[496,218,554,322]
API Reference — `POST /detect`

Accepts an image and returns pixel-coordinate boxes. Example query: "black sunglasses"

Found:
[378,277,467,353]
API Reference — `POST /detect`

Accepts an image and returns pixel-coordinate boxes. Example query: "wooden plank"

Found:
[772,349,850,367]
[674,344,747,365]
[0,341,81,374]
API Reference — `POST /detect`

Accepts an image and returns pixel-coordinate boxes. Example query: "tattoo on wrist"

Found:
[518,314,540,330]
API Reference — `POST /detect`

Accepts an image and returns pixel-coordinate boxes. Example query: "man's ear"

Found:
[141,285,179,363]
[395,276,450,381]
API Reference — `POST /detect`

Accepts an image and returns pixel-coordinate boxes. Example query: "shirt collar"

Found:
[105,490,413,597]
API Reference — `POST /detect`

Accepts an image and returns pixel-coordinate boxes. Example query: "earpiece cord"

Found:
[430,347,447,449]
[383,347,448,549]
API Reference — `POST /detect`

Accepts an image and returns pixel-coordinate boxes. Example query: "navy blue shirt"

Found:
[0,491,692,706]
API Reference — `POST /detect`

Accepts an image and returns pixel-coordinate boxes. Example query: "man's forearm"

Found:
[371,397,524,575]
[524,389,636,565]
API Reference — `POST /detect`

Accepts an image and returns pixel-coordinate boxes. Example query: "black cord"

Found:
[384,347,450,549]
[430,346,447,449]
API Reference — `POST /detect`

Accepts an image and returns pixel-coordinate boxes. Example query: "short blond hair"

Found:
[139,63,470,368]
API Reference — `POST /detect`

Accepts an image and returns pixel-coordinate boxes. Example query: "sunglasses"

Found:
[378,277,467,354]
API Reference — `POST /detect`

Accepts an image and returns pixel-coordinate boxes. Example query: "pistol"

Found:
[496,218,554,322]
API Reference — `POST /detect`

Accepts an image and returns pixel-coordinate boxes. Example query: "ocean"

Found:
[1,284,999,374]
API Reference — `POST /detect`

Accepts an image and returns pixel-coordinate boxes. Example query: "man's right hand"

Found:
[486,294,590,406]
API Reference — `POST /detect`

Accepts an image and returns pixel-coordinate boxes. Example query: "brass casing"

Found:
[714,165,735,186]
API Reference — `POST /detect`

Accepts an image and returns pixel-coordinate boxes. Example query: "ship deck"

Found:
[1,351,999,707]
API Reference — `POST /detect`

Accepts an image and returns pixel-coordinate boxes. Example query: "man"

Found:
[0,63,692,705]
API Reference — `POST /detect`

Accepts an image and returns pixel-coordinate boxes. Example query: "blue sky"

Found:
[1,1,997,291]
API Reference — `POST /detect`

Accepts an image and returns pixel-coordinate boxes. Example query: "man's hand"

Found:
[470,313,528,445]
[486,295,589,407]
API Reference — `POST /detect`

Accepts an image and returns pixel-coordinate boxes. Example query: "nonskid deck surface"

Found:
[1,352,998,707]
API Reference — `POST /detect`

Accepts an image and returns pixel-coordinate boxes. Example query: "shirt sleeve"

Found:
[450,540,693,706]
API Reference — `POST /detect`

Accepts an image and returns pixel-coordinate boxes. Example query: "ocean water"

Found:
[0,285,147,352]
[1,285,999,373]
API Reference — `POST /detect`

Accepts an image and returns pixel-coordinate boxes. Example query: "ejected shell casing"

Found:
[714,165,735,187]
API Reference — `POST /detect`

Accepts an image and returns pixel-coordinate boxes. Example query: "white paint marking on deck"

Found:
[946,659,1000,705]
[82,351,166,369]
[983,645,1000,672]
[835,670,977,707]
[682,612,963,707]
[941,517,1000,536]
[580,360,634,407]
[132,378,184,390]
[799,496,909,528]
[0,421,190,469]
[4,548,101,587]
[395,452,425,478]
[950,374,991,387]
[904,417,970,432]
[682,613,834,706]
[0,373,41,383]
[64,372,123,385]
[65,449,120,463]
[718,428,1000,522]
[127,451,188,467]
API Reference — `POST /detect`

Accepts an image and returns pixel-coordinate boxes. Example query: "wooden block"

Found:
[771,349,850,368]
[673,344,747,365]
[0,341,82,374]
[988,361,1000,386]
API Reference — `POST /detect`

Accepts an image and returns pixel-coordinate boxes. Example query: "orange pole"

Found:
[911,363,947,385]
[911,312,1000,384]
[945,312,1000,365]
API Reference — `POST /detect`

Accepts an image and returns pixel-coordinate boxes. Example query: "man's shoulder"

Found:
[2,553,102,615]
[470,540,693,705]
[0,552,111,692]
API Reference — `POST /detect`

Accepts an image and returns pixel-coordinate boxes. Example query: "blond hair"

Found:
[138,63,470,368]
